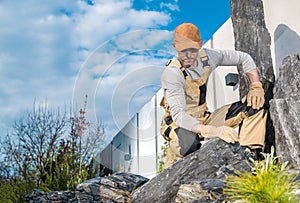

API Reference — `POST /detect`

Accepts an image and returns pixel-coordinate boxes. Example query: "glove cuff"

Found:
[250,81,263,89]
[200,125,221,139]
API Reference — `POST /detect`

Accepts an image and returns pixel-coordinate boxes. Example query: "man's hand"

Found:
[245,81,265,109]
[199,125,238,143]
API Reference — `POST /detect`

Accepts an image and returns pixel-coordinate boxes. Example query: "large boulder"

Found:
[75,172,148,202]
[131,138,251,202]
[230,0,274,97]
[270,54,300,169]
[230,0,276,154]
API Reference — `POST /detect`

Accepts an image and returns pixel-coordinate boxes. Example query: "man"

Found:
[160,22,267,168]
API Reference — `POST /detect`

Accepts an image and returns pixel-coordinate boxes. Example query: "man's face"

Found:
[178,48,199,68]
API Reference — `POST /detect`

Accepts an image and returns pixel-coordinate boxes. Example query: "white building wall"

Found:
[205,0,300,109]
[119,116,138,173]
[205,19,240,111]
[99,90,165,179]
[263,0,300,77]
[134,89,164,178]
[110,119,137,173]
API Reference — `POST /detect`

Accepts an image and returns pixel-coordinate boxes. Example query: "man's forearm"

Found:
[245,68,265,109]
[246,68,260,83]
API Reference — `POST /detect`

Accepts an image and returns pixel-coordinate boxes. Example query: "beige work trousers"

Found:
[164,101,267,168]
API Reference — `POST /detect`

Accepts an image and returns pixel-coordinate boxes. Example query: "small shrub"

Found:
[157,141,168,174]
[0,182,17,203]
[224,147,300,203]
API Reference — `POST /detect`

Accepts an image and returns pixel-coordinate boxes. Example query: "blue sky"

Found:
[0,0,230,145]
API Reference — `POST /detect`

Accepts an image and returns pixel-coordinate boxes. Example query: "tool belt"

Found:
[159,97,178,141]
[160,115,178,141]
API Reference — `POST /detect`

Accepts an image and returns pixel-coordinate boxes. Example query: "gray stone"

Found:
[272,54,300,100]
[131,138,251,203]
[175,182,207,203]
[25,173,148,203]
[230,0,276,153]
[25,189,77,203]
[75,172,148,203]
[270,54,300,168]
[231,0,274,96]
[175,179,227,203]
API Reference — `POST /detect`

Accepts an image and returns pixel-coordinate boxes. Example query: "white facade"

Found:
[100,0,300,179]
[100,90,165,178]
[204,19,240,111]
[263,0,300,77]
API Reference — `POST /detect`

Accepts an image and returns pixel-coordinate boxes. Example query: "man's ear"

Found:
[172,41,176,48]
[199,40,203,48]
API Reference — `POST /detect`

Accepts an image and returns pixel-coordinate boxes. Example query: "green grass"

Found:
[224,147,300,203]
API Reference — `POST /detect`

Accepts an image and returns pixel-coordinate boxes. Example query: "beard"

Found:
[181,58,196,68]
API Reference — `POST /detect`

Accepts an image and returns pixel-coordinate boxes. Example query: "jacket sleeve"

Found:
[204,48,257,73]
[161,66,199,131]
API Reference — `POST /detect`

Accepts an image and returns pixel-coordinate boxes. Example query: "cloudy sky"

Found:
[0,0,230,144]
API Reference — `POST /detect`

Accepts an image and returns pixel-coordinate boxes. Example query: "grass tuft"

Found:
[224,147,300,203]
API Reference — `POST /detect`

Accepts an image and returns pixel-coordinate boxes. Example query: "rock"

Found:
[25,173,148,203]
[270,54,300,168]
[230,0,274,96]
[25,189,77,203]
[272,54,300,100]
[75,172,148,203]
[175,182,208,203]
[131,138,251,203]
[175,179,226,203]
[230,0,276,154]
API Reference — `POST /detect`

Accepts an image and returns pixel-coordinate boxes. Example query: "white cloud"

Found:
[0,0,176,142]
[160,2,180,11]
[72,29,175,139]
[73,0,170,50]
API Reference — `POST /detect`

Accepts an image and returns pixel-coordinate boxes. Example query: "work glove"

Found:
[199,125,238,143]
[243,82,265,109]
